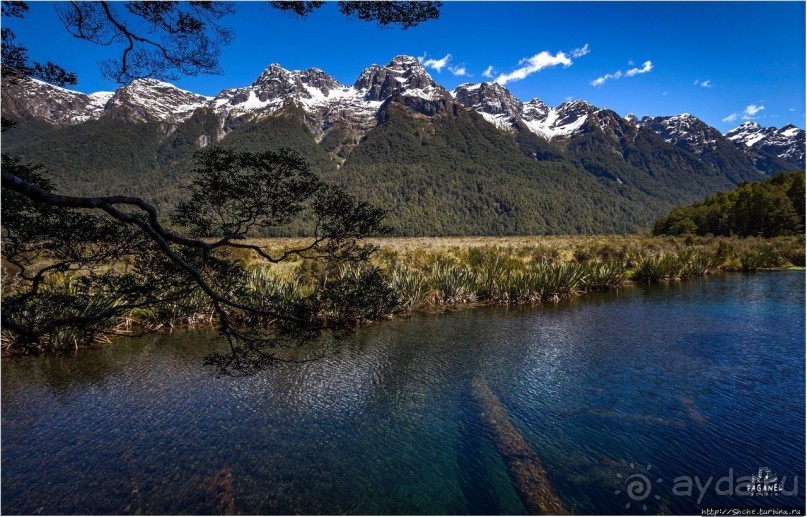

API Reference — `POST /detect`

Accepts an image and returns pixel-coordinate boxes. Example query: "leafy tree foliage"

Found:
[336,1,441,29]
[653,171,805,237]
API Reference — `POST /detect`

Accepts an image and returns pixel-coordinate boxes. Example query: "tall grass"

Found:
[532,261,588,301]
[389,268,430,312]
[582,261,626,291]
[431,263,477,304]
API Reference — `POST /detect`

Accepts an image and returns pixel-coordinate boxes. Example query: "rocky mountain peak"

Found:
[451,82,522,118]
[105,78,209,123]
[250,63,300,98]
[293,68,343,93]
[554,100,596,126]
[634,113,723,156]
[778,123,801,135]
[725,121,771,146]
[0,77,105,125]
[354,55,446,102]
[725,121,805,165]
[250,64,344,99]
[522,99,550,122]
[252,63,290,85]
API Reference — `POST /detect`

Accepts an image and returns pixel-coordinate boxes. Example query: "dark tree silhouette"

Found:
[270,1,442,29]
[1,147,396,372]
[2,2,77,86]
[0,1,440,369]
[54,1,235,83]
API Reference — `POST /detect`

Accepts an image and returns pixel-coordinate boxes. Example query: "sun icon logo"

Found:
[613,463,663,511]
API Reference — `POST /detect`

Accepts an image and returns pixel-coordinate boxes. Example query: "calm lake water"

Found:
[2,272,805,515]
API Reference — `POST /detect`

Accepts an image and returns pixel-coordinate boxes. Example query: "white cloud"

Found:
[625,60,653,77]
[744,104,765,116]
[662,90,668,96]
[694,79,712,88]
[448,65,469,77]
[571,44,590,58]
[482,66,495,79]
[591,70,622,87]
[789,107,796,112]
[591,60,652,87]
[723,105,766,123]
[418,53,452,73]
[494,50,573,85]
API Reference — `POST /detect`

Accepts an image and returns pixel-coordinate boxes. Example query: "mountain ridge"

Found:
[5,54,803,171]
[2,55,804,236]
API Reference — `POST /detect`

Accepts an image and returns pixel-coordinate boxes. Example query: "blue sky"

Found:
[7,2,805,132]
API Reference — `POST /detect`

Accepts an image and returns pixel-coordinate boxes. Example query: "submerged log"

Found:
[558,407,684,427]
[471,376,568,515]
[121,451,143,515]
[681,396,709,426]
[206,466,236,515]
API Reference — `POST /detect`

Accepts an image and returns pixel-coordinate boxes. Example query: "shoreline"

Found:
[3,267,801,360]
[3,235,804,356]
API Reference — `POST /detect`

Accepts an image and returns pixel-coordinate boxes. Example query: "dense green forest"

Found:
[653,171,805,237]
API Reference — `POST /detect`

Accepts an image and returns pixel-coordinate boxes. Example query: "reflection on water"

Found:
[2,272,805,514]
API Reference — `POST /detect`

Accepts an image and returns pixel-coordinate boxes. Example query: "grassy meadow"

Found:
[223,234,804,311]
[3,234,804,354]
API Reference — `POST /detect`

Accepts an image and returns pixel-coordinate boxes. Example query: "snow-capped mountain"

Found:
[725,121,805,166]
[527,99,596,139]
[3,54,803,174]
[9,55,805,237]
[451,82,597,139]
[2,55,449,137]
[635,114,723,155]
[355,55,449,102]
[631,113,802,178]
[211,64,380,137]
[1,78,111,124]
[451,82,522,130]
[103,78,211,123]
